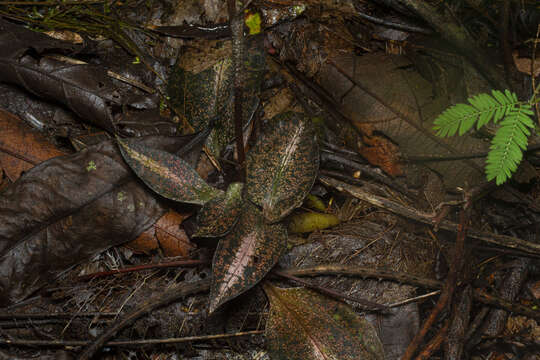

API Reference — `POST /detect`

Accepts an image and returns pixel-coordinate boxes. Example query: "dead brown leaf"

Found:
[0,109,66,181]
[126,210,194,257]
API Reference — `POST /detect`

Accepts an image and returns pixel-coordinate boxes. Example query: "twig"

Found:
[77,279,210,360]
[0,0,103,4]
[532,25,540,121]
[77,259,206,281]
[445,285,473,359]
[402,202,468,360]
[388,290,440,308]
[282,264,441,289]
[228,0,246,176]
[282,264,540,321]
[272,270,389,312]
[0,144,39,165]
[0,312,116,320]
[0,330,263,347]
[462,0,498,27]
[320,175,540,255]
[473,289,540,322]
[415,319,449,360]
[0,319,68,328]
[149,23,231,39]
[352,10,431,35]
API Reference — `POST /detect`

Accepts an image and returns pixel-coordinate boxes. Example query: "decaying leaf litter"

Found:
[0,1,539,359]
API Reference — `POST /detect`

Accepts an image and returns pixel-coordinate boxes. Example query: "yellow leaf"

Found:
[288,211,340,233]
[245,12,261,35]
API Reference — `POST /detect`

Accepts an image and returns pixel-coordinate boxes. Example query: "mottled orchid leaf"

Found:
[263,284,385,360]
[194,182,244,238]
[246,112,319,223]
[118,138,223,205]
[167,35,265,158]
[208,202,287,313]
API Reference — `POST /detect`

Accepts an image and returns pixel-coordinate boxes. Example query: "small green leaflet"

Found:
[263,284,384,360]
[208,202,287,313]
[485,103,535,185]
[194,182,244,237]
[117,138,223,205]
[432,89,535,185]
[246,112,319,223]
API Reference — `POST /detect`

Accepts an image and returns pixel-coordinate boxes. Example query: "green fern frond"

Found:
[433,90,521,137]
[485,103,535,185]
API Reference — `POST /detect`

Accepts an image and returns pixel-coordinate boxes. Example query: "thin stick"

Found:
[0,330,263,347]
[388,290,441,308]
[0,0,103,5]
[282,264,442,289]
[415,320,449,360]
[0,312,116,320]
[273,270,389,312]
[228,0,246,175]
[402,203,468,360]
[77,259,206,281]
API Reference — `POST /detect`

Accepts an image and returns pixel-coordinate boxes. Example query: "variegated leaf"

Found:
[118,138,223,205]
[167,35,265,158]
[263,284,384,360]
[246,112,319,223]
[194,182,244,237]
[208,202,287,313]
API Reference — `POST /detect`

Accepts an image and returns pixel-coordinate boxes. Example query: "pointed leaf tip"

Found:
[208,202,287,313]
[117,138,222,205]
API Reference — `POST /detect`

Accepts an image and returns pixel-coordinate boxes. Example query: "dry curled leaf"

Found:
[126,210,194,257]
[0,109,66,182]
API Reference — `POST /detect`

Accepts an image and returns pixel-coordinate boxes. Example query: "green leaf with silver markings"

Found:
[167,35,265,158]
[246,112,319,223]
[208,202,287,313]
[118,138,222,205]
[263,284,384,360]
